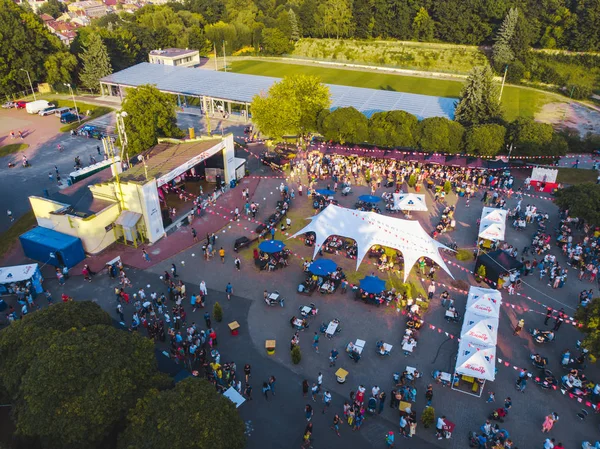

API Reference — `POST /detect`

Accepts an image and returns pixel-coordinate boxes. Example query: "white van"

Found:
[26,100,54,114]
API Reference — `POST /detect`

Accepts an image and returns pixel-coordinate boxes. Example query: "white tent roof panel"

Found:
[455,339,497,381]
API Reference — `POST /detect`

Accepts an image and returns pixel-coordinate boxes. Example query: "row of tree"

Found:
[251,74,569,157]
[0,302,245,449]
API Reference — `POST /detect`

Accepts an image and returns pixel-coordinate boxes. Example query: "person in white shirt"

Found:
[371,385,380,398]
[436,416,446,439]
[544,438,555,449]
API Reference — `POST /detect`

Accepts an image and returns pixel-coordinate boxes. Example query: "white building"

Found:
[149,48,201,68]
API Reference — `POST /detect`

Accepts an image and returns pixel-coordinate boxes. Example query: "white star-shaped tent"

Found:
[291,204,453,281]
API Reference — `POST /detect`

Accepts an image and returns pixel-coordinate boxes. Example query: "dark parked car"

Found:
[60,112,79,124]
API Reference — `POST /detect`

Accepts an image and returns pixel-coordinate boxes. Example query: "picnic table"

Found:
[326,320,339,338]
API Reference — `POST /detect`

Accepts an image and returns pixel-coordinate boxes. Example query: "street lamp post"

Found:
[64,83,81,124]
[19,69,36,101]
[116,111,130,166]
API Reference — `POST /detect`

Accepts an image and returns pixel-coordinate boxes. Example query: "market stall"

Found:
[0,263,44,296]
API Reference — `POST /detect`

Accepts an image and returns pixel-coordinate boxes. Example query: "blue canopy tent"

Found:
[316,189,336,196]
[308,258,337,276]
[358,195,381,203]
[258,240,286,254]
[359,275,386,294]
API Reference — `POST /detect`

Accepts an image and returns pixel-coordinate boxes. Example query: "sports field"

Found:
[231,59,561,121]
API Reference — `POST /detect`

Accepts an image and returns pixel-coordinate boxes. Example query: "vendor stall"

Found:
[0,263,44,295]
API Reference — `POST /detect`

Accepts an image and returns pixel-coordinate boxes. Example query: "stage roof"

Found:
[101,62,456,120]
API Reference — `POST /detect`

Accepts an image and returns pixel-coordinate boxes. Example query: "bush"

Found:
[476,264,486,281]
[291,345,302,364]
[408,174,417,187]
[213,302,223,322]
[421,406,435,427]
[455,249,473,261]
[443,181,452,194]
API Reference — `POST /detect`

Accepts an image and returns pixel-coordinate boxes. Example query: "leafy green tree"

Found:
[510,117,563,156]
[555,183,600,226]
[251,74,331,141]
[15,325,168,449]
[79,33,113,92]
[418,117,464,153]
[43,51,77,86]
[38,0,67,18]
[412,7,434,42]
[454,65,502,126]
[319,107,368,144]
[464,124,507,156]
[574,297,600,356]
[289,8,300,41]
[0,302,112,395]
[353,0,373,38]
[320,0,354,38]
[118,379,245,449]
[122,84,183,156]
[368,110,419,148]
[0,0,63,96]
[299,0,319,37]
[261,28,292,55]
[492,7,518,69]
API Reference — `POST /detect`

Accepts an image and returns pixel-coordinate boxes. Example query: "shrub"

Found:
[421,407,435,427]
[476,265,486,282]
[291,345,302,364]
[455,249,473,261]
[213,302,223,322]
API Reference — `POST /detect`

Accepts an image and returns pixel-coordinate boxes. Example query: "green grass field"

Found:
[231,59,560,120]
[0,143,29,158]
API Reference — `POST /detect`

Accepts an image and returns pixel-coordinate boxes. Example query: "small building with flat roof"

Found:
[149,48,201,68]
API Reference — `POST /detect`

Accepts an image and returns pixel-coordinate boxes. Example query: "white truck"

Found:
[26,100,53,114]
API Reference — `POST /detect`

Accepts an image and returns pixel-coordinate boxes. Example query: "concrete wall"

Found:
[29,196,120,254]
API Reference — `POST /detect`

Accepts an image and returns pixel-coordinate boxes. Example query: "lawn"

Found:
[0,143,29,158]
[556,167,599,185]
[231,59,559,120]
[0,211,36,260]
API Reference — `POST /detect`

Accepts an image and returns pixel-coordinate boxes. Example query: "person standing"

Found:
[117,303,124,322]
[234,257,241,271]
[313,332,319,353]
[262,382,270,400]
[199,280,208,297]
[435,415,446,439]
[268,375,276,396]
[329,348,339,367]
[386,431,395,447]
[305,404,313,421]
[513,319,524,335]
[225,282,233,300]
[378,390,386,414]
[553,310,564,331]
[244,383,253,400]
[311,383,318,402]
[322,390,332,413]
[504,397,512,413]
[331,414,342,437]
[203,312,211,328]
[142,249,151,262]
[544,307,553,325]
[219,247,225,263]
[425,385,433,407]
[302,379,309,397]
[486,391,495,403]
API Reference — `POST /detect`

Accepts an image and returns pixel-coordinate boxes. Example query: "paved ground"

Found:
[2,107,600,448]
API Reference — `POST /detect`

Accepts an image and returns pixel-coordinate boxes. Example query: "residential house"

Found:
[149,48,201,68]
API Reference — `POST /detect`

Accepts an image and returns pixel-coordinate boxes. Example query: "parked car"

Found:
[2,101,15,109]
[53,107,76,117]
[39,106,58,116]
[15,101,26,109]
[60,112,79,124]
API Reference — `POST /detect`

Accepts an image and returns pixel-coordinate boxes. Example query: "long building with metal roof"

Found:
[100,62,456,121]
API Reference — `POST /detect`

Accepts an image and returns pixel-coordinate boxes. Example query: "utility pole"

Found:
[213,44,218,71]
[19,69,36,101]
[498,65,508,104]
[116,111,130,168]
[103,136,125,210]
[223,41,227,72]
[64,83,81,123]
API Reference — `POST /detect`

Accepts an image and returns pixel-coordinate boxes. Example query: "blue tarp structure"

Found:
[316,189,336,196]
[308,258,337,276]
[258,240,286,254]
[19,227,85,268]
[358,195,381,203]
[359,275,387,294]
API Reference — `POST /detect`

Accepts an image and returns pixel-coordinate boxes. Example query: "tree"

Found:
[555,183,600,226]
[353,0,373,38]
[463,124,507,156]
[0,301,112,395]
[38,0,67,18]
[14,325,167,449]
[289,8,300,41]
[510,117,560,156]
[118,379,245,449]
[79,33,113,92]
[418,117,464,153]
[0,0,63,96]
[291,345,302,364]
[454,65,502,126]
[213,301,223,322]
[319,107,368,144]
[368,110,419,148]
[574,297,600,356]
[121,84,183,156]
[492,7,519,69]
[251,74,331,141]
[261,28,292,55]
[412,7,434,42]
[43,51,77,86]
[320,0,354,38]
